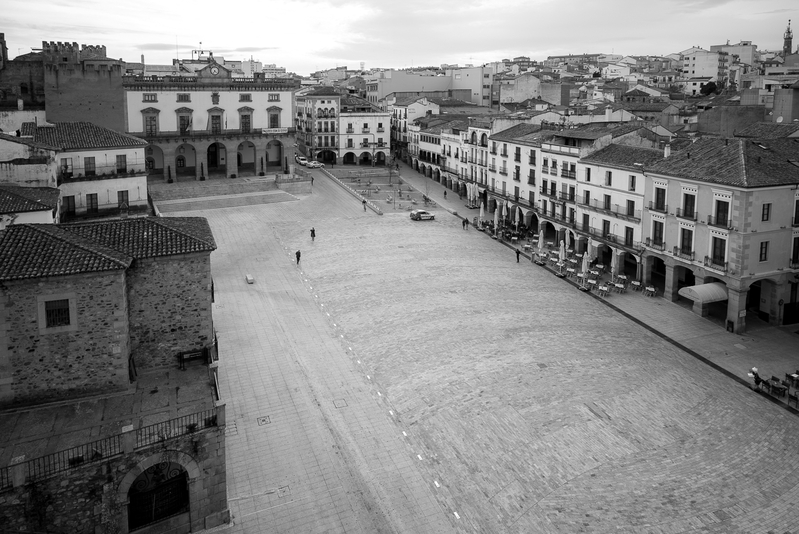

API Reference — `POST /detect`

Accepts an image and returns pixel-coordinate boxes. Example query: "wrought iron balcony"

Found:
[703,256,728,272]
[673,246,695,261]
[675,208,697,221]
[558,191,575,203]
[560,169,576,179]
[499,168,508,176]
[707,215,729,228]
[647,201,668,213]
[645,238,666,251]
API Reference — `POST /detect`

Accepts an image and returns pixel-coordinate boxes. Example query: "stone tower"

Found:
[784,20,793,57]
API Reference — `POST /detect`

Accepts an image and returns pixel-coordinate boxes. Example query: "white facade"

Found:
[59,174,148,216]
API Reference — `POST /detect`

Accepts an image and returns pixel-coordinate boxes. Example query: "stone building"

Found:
[0,216,227,533]
[123,60,299,180]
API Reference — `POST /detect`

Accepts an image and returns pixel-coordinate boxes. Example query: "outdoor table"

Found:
[566,268,576,277]
[587,279,598,287]
[523,244,532,251]
[575,253,583,258]
[596,264,605,271]
[630,281,642,291]
[511,237,518,243]
[546,241,554,247]
[613,283,626,293]
[589,270,600,277]
[644,286,657,297]
[569,258,578,264]
[598,285,609,296]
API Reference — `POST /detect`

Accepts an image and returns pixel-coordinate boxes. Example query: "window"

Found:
[793,236,799,263]
[116,155,126,173]
[626,199,635,216]
[762,203,771,222]
[177,93,190,102]
[586,168,591,182]
[654,188,666,210]
[514,147,521,162]
[239,93,252,102]
[681,228,693,254]
[211,115,222,134]
[715,200,729,226]
[143,93,157,102]
[759,241,769,262]
[86,193,98,214]
[179,115,191,133]
[176,156,185,168]
[625,227,634,247]
[63,195,75,215]
[39,295,77,333]
[628,175,636,191]
[117,190,129,208]
[269,112,280,128]
[603,194,611,210]
[605,171,612,186]
[84,156,96,176]
[602,219,611,238]
[269,93,280,102]
[584,190,591,205]
[711,236,726,264]
[145,115,158,135]
[652,220,664,245]
[211,92,220,105]
[241,114,251,133]
[60,158,74,179]
[683,193,696,218]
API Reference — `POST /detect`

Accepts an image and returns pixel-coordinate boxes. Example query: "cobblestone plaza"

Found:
[164,170,799,533]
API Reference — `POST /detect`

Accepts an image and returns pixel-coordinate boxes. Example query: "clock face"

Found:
[211,67,219,75]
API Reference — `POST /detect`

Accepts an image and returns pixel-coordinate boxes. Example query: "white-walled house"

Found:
[19,121,149,221]
[124,61,299,179]
[0,185,60,228]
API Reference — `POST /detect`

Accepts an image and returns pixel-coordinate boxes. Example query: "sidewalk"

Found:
[394,159,799,411]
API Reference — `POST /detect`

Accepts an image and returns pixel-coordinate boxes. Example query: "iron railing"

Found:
[645,238,666,251]
[135,409,219,449]
[673,246,695,261]
[26,434,123,484]
[675,208,697,221]
[647,201,668,213]
[704,256,728,272]
[707,215,729,228]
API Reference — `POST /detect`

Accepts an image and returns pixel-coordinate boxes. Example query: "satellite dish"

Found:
[776,116,784,123]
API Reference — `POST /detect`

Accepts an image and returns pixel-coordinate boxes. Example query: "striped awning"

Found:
[678,282,728,304]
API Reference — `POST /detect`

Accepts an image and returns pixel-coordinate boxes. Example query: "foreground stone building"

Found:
[0,217,228,533]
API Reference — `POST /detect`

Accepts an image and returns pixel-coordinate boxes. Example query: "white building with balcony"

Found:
[643,137,799,333]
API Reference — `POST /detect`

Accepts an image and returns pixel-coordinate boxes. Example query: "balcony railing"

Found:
[581,199,642,221]
[513,173,521,182]
[500,151,508,157]
[676,208,697,221]
[539,188,558,199]
[647,201,668,213]
[560,169,576,179]
[138,127,295,139]
[529,157,536,165]
[707,215,729,228]
[645,237,666,251]
[673,246,695,261]
[377,127,384,132]
[704,256,728,272]
[558,191,575,202]
[488,164,497,172]
[527,175,535,185]
[499,168,508,175]
[362,128,370,133]
[542,167,550,175]
[490,148,497,155]
[514,155,521,162]
[347,128,354,133]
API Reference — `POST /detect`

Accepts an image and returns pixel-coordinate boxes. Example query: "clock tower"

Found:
[784,19,793,57]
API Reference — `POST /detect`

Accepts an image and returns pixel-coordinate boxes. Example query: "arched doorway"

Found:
[426,166,432,178]
[175,144,196,177]
[207,143,227,175]
[540,221,557,241]
[266,140,283,169]
[647,256,667,293]
[128,462,190,531]
[419,164,426,177]
[342,151,356,165]
[433,168,441,182]
[620,251,639,279]
[413,159,419,172]
[674,265,697,308]
[375,152,387,166]
[317,149,336,164]
[237,141,256,176]
[359,151,373,165]
[145,146,164,176]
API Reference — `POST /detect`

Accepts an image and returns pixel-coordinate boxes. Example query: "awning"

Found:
[678,282,728,304]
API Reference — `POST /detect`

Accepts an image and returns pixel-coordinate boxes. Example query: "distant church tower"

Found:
[784,19,793,57]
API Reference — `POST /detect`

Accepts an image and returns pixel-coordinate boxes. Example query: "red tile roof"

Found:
[0,186,60,214]
[647,138,799,187]
[61,217,217,259]
[19,122,148,150]
[0,224,131,281]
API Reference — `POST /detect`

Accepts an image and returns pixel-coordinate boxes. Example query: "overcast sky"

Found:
[3,0,797,75]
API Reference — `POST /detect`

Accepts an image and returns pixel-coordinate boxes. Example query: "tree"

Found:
[700,81,718,96]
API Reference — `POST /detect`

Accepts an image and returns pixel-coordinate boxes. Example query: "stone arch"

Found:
[342,151,356,164]
[237,141,256,175]
[207,142,227,172]
[359,151,372,165]
[175,144,196,176]
[265,139,283,169]
[116,450,201,534]
[480,133,488,146]
[145,145,164,175]
[471,131,477,144]
[375,151,387,166]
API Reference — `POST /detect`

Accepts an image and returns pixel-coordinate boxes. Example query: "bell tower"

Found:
[784,20,793,57]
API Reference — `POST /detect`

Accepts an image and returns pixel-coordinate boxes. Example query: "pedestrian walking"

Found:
[516,248,521,263]
[311,176,314,186]
[362,199,367,211]
[310,227,315,241]
[295,250,301,265]
[444,190,447,200]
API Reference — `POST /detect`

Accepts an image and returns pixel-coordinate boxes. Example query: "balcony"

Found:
[707,214,729,228]
[558,191,575,203]
[490,148,497,155]
[488,164,497,172]
[541,167,550,175]
[139,127,296,140]
[704,256,728,273]
[499,168,508,176]
[377,127,384,132]
[528,157,536,165]
[347,128,354,133]
[500,151,508,157]
[527,175,535,185]
[675,208,697,221]
[673,246,695,261]
[514,155,521,163]
[539,187,558,199]
[478,160,487,167]
[647,201,668,214]
[645,238,666,251]
[560,169,576,179]
[541,142,580,156]
[362,128,370,133]
[581,199,642,222]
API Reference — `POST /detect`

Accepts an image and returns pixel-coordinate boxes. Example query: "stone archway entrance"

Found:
[127,462,190,531]
[266,140,283,169]
[237,141,256,176]
[207,143,227,176]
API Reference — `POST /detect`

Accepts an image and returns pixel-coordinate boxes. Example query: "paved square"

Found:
[171,173,799,533]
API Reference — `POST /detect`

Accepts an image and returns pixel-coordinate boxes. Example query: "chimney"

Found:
[663,144,671,158]
[605,106,611,121]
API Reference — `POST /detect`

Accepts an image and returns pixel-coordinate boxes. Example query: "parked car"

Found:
[410,210,435,221]
[295,156,308,166]
[306,161,325,168]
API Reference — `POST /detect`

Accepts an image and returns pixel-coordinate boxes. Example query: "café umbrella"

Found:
[581,249,590,288]
[538,232,545,260]
[494,204,499,233]
[611,249,618,278]
[559,240,567,273]
[479,202,485,224]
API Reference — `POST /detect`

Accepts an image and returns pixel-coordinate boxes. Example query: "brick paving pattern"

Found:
[163,168,799,533]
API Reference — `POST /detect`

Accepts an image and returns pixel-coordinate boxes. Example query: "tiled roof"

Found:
[580,144,664,170]
[0,186,60,214]
[553,123,643,140]
[19,122,148,150]
[0,224,131,281]
[490,123,545,143]
[620,102,671,112]
[0,133,59,151]
[647,138,799,188]
[305,86,341,96]
[427,98,475,107]
[734,122,799,139]
[61,217,217,259]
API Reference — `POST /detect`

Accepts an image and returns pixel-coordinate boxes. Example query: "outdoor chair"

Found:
[598,285,609,296]
[786,373,796,387]
[788,392,799,409]
[759,380,771,394]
